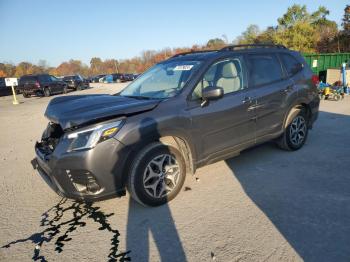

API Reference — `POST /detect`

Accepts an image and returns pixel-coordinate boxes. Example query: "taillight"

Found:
[311,75,319,85]
[35,81,40,88]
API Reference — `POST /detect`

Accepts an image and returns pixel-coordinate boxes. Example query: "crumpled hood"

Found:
[44,94,160,129]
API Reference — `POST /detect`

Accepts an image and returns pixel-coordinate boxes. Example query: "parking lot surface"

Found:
[1,83,350,262]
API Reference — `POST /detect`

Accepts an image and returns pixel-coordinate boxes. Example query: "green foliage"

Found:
[342,5,350,33]
[206,38,226,49]
[235,25,261,44]
[274,21,317,52]
[277,4,309,28]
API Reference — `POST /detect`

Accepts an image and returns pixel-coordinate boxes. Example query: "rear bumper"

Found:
[33,138,129,201]
[19,88,41,95]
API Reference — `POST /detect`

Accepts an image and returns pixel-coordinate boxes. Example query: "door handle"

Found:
[283,86,293,93]
[242,97,252,104]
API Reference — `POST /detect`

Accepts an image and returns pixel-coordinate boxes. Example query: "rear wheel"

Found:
[277,109,308,151]
[23,92,30,98]
[127,142,186,206]
[333,94,341,101]
[44,88,50,97]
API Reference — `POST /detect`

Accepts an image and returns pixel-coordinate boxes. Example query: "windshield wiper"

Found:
[122,95,153,100]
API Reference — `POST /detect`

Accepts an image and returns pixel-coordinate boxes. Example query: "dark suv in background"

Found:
[18,74,68,98]
[0,77,14,96]
[34,44,319,207]
[62,75,89,90]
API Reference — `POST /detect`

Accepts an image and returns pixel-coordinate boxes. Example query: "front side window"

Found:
[120,60,201,99]
[192,57,245,100]
[247,54,283,87]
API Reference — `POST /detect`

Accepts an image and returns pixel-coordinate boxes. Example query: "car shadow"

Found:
[224,110,350,261]
[113,117,187,261]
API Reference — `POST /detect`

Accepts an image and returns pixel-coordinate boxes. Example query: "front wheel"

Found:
[127,142,186,206]
[277,109,308,151]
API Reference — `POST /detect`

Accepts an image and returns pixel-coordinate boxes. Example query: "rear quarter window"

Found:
[280,53,303,77]
[247,54,283,87]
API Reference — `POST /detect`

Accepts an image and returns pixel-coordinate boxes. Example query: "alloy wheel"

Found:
[143,154,180,198]
[289,116,306,146]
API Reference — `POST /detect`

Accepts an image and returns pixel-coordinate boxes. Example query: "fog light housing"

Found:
[66,170,101,194]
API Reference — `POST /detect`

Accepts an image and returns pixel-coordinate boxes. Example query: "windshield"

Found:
[120,60,201,99]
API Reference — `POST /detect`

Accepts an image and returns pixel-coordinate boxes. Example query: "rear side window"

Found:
[19,76,37,84]
[280,53,302,77]
[247,54,283,87]
[38,75,51,82]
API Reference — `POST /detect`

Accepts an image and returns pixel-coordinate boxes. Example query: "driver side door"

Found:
[188,56,256,161]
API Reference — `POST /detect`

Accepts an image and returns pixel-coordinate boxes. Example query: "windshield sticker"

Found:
[173,65,194,71]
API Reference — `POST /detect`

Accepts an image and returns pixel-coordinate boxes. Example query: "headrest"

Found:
[221,62,238,78]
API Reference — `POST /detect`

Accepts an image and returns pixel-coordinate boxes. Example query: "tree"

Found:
[235,24,261,44]
[256,26,277,44]
[342,5,350,33]
[277,4,309,28]
[275,21,317,53]
[90,57,103,74]
[206,38,226,49]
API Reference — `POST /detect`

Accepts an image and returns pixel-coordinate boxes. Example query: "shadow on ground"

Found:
[225,111,350,262]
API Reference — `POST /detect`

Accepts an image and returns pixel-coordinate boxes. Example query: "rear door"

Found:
[49,75,60,93]
[188,56,256,160]
[246,53,293,139]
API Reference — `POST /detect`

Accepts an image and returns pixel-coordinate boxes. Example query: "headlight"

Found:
[65,120,123,152]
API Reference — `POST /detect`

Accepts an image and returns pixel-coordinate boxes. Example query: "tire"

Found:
[76,85,82,91]
[127,142,186,207]
[63,86,68,94]
[277,109,308,151]
[44,88,50,97]
[333,94,341,101]
[23,92,30,98]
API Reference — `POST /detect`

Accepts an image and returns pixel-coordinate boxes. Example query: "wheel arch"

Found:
[121,133,196,188]
[283,101,312,129]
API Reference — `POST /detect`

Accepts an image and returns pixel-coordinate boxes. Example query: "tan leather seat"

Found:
[216,62,241,94]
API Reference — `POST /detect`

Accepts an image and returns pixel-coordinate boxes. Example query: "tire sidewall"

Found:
[129,143,186,206]
[286,110,308,150]
[44,88,50,97]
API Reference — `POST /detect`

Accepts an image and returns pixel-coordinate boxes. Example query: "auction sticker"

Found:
[173,65,194,71]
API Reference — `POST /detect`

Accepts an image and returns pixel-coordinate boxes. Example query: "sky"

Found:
[0,0,348,67]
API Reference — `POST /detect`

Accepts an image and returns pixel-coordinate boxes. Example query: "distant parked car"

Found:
[92,74,106,83]
[101,75,113,83]
[124,74,134,81]
[18,74,68,98]
[63,75,89,90]
[111,73,124,83]
[0,77,16,96]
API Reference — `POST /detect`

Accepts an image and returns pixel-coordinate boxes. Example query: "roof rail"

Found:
[171,50,218,58]
[220,44,287,51]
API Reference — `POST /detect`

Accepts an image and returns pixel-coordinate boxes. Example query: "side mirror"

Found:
[201,86,223,106]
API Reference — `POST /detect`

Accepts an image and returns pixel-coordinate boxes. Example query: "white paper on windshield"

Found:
[173,65,194,71]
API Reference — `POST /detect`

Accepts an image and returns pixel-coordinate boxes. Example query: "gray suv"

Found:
[34,44,320,206]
